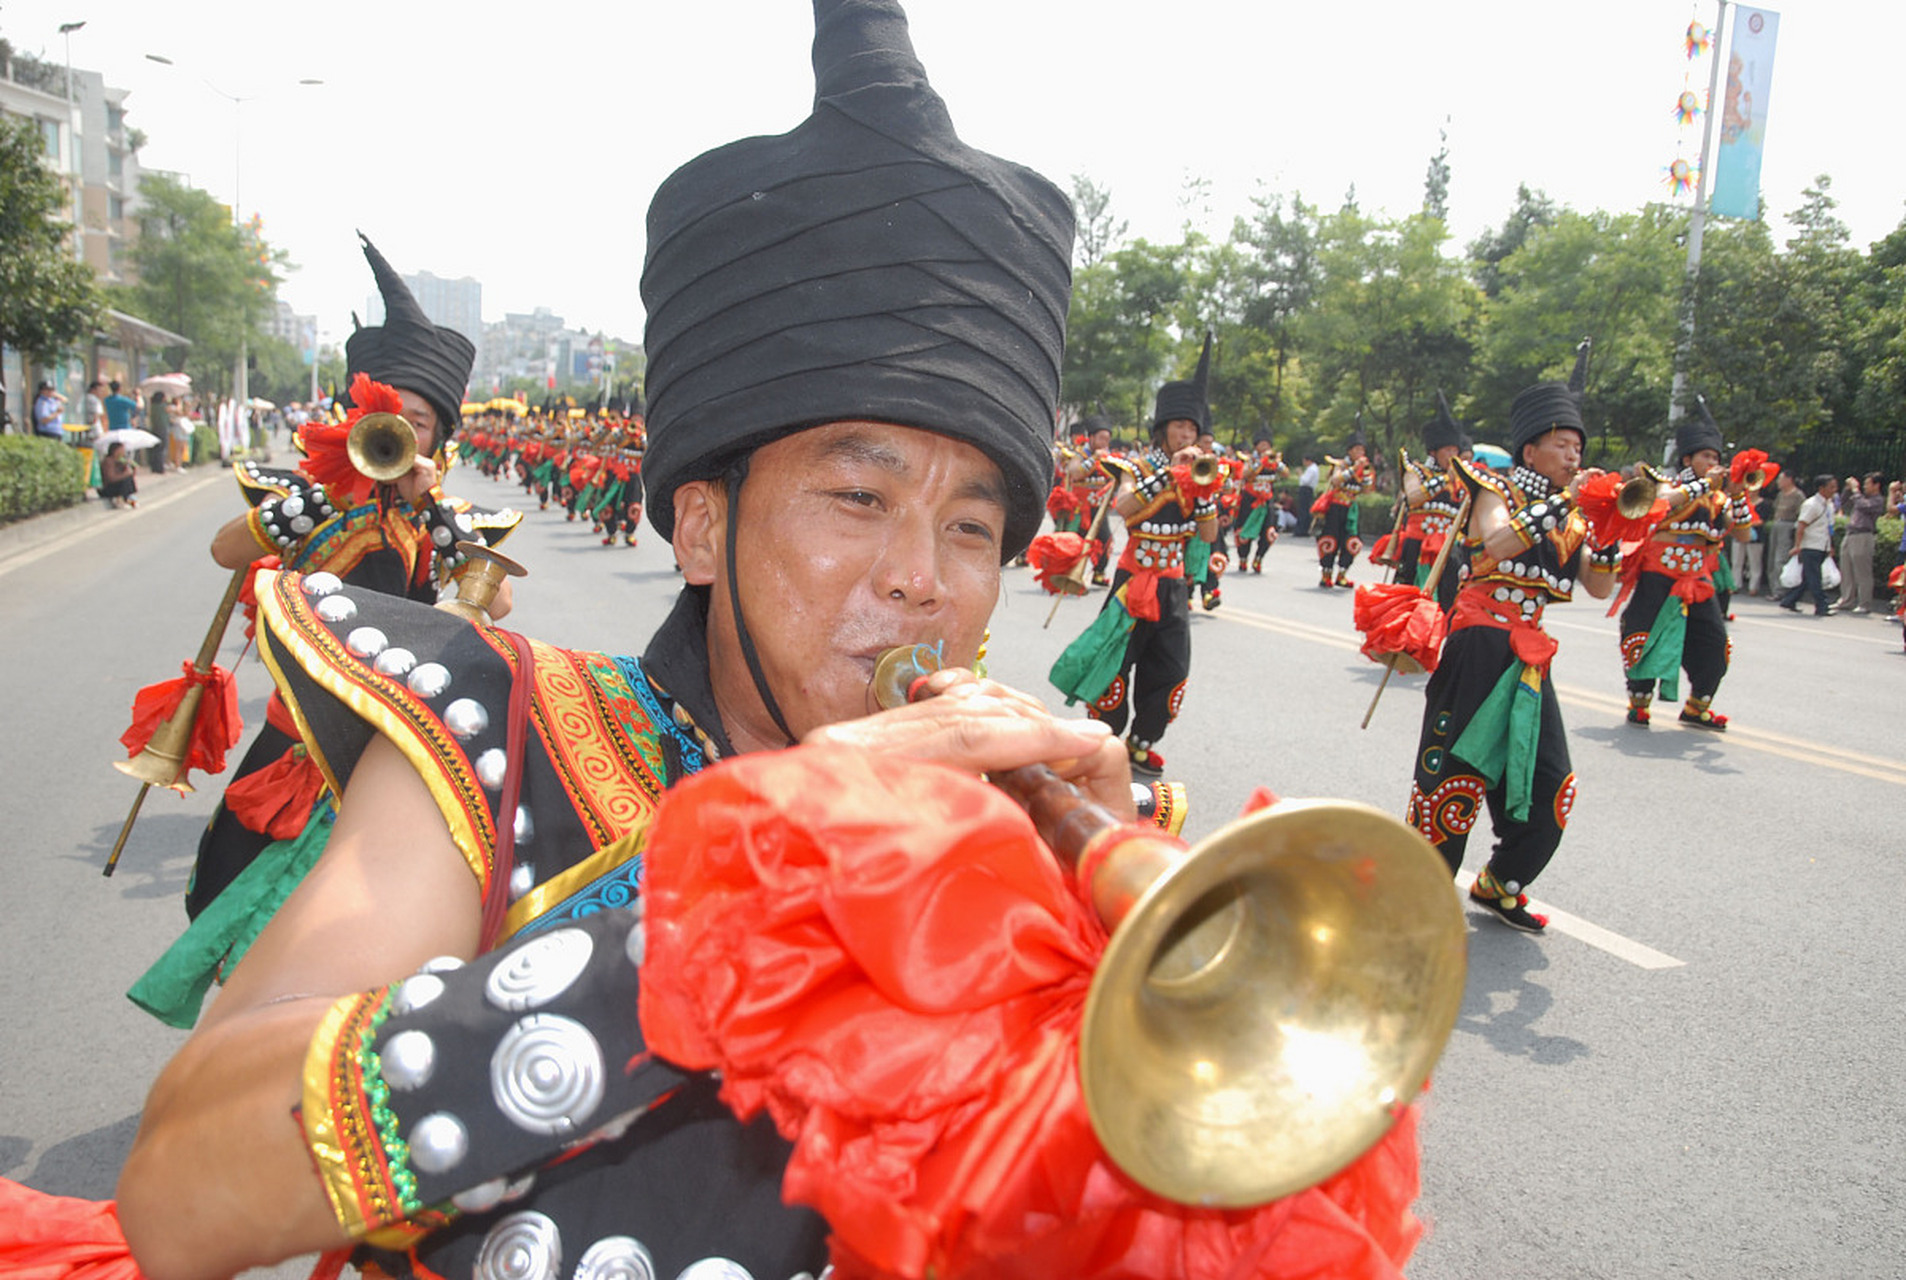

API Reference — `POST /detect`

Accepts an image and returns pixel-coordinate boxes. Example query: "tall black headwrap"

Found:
[1423,391,1463,454]
[345,234,476,438]
[1151,331,1213,438]
[640,0,1075,560]
[1675,394,1724,462]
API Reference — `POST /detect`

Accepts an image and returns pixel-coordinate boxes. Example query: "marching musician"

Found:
[1053,337,1221,778]
[1233,434,1286,574]
[1314,430,1374,588]
[1616,396,1751,730]
[1394,394,1467,612]
[1406,377,1619,932]
[173,238,521,935]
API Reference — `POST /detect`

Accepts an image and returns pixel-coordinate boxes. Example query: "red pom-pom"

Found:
[1026,532,1090,594]
[1353,584,1448,673]
[1577,472,1665,547]
[294,373,410,505]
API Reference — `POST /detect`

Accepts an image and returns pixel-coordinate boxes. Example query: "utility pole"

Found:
[1668,0,1730,441]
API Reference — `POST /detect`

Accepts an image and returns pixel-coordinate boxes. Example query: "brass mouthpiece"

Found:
[346,412,419,483]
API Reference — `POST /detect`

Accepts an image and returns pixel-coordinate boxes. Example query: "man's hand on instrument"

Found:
[808,668,1138,819]
[396,455,441,505]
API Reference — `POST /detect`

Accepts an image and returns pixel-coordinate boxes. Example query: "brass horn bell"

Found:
[346,411,420,483]
[1189,455,1222,487]
[1079,799,1465,1206]
[1616,464,1665,519]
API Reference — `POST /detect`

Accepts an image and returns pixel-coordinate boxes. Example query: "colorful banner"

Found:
[1709,7,1780,220]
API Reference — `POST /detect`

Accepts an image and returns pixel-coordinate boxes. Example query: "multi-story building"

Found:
[366,270,483,357]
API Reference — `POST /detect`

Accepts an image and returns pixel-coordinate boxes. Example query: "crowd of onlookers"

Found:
[1737,468,1903,621]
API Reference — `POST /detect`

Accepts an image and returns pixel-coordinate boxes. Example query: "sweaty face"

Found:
[705,422,1009,748]
[1522,428,1583,489]
[397,389,441,455]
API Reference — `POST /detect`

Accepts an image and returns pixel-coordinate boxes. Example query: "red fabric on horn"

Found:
[295,372,408,506]
[1025,532,1089,594]
[0,1178,141,1280]
[1352,584,1448,674]
[119,661,243,783]
[640,744,1423,1280]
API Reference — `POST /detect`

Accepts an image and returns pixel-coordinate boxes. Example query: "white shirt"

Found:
[1795,493,1833,552]
[1300,462,1320,488]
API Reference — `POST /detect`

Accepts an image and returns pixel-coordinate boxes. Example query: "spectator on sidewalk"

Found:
[146,392,172,473]
[98,441,139,508]
[1780,474,1840,617]
[32,382,65,440]
[1766,469,1802,595]
[1834,472,1887,614]
[104,380,138,433]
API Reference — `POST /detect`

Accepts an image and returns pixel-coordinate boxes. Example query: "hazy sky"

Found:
[8,0,1902,350]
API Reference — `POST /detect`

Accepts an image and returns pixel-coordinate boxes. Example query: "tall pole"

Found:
[59,22,85,263]
[1668,0,1730,442]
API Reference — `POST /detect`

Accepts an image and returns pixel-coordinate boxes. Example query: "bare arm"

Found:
[118,735,481,1280]
[210,511,272,569]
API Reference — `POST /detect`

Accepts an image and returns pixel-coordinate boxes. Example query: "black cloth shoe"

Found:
[1470,869,1547,933]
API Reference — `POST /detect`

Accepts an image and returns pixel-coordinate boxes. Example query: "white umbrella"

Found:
[248,396,276,411]
[138,372,192,398]
[98,428,161,451]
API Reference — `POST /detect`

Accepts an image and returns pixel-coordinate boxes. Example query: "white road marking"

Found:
[1456,871,1686,970]
[0,471,224,580]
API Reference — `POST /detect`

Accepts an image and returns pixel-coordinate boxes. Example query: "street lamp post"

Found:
[58,21,86,263]
[144,55,321,453]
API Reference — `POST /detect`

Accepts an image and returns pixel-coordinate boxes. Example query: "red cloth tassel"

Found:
[237,556,280,642]
[222,695,325,839]
[1045,487,1084,522]
[1576,473,1665,547]
[641,746,1423,1280]
[295,373,407,506]
[119,662,243,784]
[1352,584,1448,673]
[1026,532,1089,594]
[0,1178,141,1280]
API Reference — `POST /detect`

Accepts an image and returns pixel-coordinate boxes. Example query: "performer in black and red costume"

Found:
[1406,376,1620,932]
[23,8,1427,1280]
[1233,435,1286,573]
[1314,429,1374,587]
[1392,393,1467,613]
[1614,395,1750,730]
[1053,337,1221,778]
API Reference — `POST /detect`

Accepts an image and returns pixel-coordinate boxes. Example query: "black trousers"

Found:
[1088,572,1192,748]
[1316,503,1357,573]
[1620,572,1730,702]
[1407,625,1575,888]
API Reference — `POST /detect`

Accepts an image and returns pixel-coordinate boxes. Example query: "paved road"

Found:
[2,463,1900,1278]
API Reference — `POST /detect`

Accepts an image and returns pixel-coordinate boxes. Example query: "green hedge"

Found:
[0,436,87,524]
[190,424,220,465]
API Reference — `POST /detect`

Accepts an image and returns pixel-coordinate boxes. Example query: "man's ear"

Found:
[671,480,726,587]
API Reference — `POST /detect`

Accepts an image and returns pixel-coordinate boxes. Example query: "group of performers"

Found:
[460,410,649,548]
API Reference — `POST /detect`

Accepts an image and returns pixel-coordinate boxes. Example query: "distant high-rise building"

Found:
[367,269,482,355]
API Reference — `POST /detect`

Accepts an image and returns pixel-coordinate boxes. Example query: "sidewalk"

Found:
[0,461,228,568]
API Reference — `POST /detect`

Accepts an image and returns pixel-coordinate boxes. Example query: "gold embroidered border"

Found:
[523,642,656,851]
[501,822,650,942]
[256,572,497,894]
[300,990,394,1239]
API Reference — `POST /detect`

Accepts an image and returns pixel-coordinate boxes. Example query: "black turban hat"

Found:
[1507,382,1585,461]
[1423,391,1463,454]
[344,234,476,438]
[1675,394,1724,463]
[640,0,1075,558]
[1151,332,1212,439]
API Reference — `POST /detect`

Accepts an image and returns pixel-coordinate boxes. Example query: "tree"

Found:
[1070,174,1127,270]
[1470,206,1682,461]
[112,174,288,397]
[1468,183,1557,299]
[1422,126,1451,223]
[0,113,104,390]
[1060,239,1191,432]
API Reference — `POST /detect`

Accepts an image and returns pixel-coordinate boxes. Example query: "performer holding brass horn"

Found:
[1406,367,1620,932]
[122,237,523,1031]
[1394,392,1468,612]
[1314,427,1375,588]
[77,8,1434,1280]
[1612,393,1752,730]
[1052,335,1221,779]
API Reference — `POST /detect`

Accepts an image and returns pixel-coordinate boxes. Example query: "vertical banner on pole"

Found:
[1710,7,1780,220]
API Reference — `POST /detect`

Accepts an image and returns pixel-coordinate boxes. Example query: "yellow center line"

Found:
[1210,602,1906,788]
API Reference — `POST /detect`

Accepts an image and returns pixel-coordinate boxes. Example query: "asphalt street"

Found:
[2,459,1900,1279]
